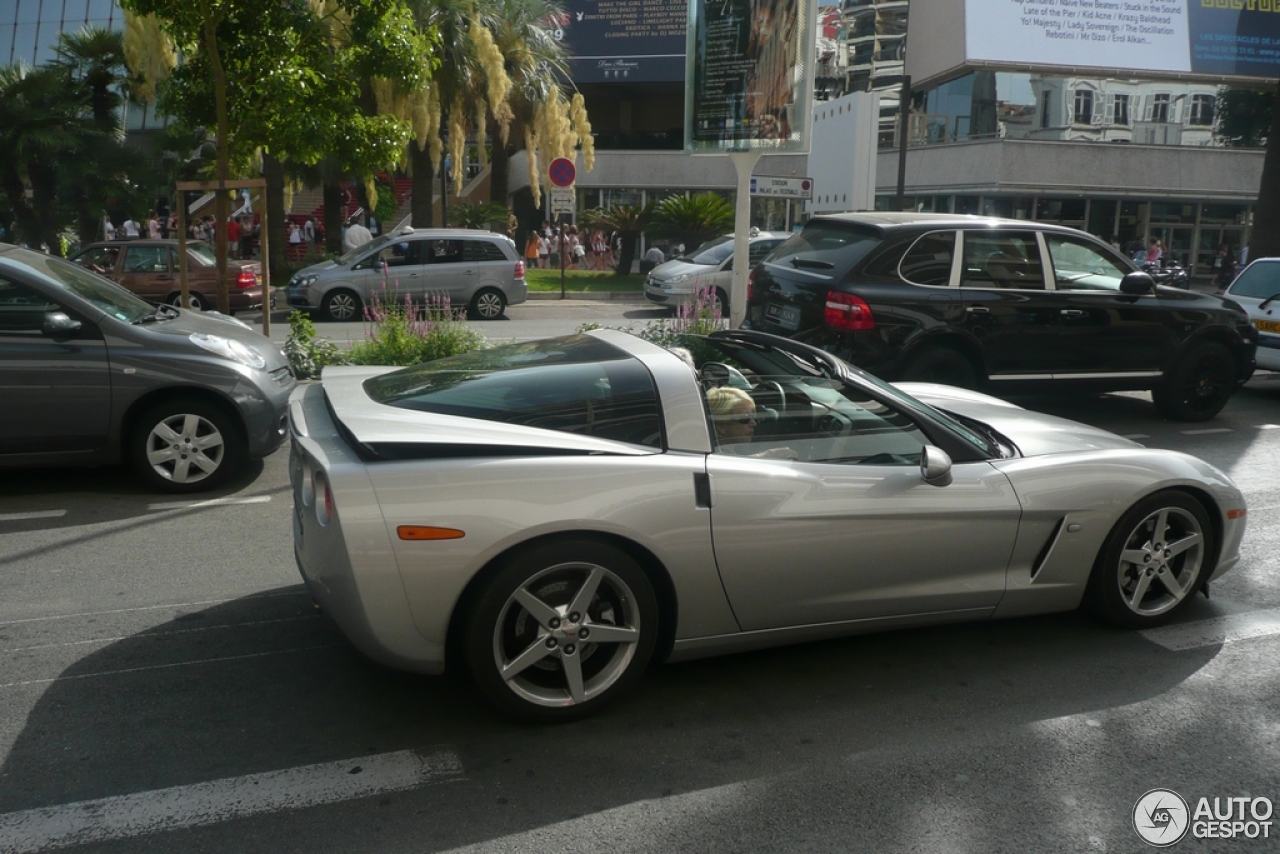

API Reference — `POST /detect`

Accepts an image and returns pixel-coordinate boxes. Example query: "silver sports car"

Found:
[289,329,1247,721]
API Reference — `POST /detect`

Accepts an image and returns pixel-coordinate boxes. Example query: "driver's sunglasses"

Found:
[728,414,757,425]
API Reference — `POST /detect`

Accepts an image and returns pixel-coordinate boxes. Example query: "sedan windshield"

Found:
[684,236,734,266]
[336,234,396,265]
[1228,260,1280,300]
[3,248,152,323]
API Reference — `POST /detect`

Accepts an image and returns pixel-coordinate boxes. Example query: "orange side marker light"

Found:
[397,526,466,541]
[1226,509,1246,520]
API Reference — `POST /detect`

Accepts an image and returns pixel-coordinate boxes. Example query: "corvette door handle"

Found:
[1060,309,1087,317]
[966,305,990,314]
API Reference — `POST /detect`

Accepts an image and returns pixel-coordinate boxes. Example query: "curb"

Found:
[526,291,645,301]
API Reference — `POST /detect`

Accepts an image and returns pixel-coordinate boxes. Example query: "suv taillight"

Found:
[514,260,525,279]
[235,270,257,290]
[824,291,875,331]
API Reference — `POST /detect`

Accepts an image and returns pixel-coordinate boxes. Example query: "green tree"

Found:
[579,202,653,276]
[447,200,508,229]
[1250,80,1280,262]
[648,193,735,252]
[1216,88,1273,148]
[122,0,435,310]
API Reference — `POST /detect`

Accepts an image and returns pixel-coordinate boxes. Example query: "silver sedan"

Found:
[289,329,1246,721]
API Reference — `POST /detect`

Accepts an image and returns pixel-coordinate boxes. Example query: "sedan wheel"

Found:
[1086,491,1212,628]
[464,539,659,721]
[169,292,206,311]
[131,398,244,493]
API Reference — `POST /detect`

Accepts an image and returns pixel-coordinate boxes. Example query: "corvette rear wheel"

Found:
[1086,491,1212,629]
[463,539,658,722]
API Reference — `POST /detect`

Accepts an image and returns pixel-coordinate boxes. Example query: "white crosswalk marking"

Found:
[0,750,463,852]
[0,510,67,521]
[1140,608,1280,652]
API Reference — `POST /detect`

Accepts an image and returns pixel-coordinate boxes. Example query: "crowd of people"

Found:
[523,222,616,271]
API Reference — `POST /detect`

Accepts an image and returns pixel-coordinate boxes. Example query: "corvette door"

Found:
[705,377,1020,631]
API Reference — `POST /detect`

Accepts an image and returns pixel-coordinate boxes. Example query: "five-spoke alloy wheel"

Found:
[463,539,659,721]
[1087,490,1213,628]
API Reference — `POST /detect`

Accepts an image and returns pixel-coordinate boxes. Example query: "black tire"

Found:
[462,538,660,722]
[130,397,245,493]
[1084,490,1213,629]
[322,289,363,322]
[900,346,978,388]
[468,288,506,320]
[168,292,207,311]
[1152,342,1236,422]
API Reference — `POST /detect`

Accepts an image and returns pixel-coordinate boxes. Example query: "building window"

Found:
[1040,90,1052,129]
[1189,94,1215,126]
[1150,93,1170,123]
[1073,90,1094,124]
[1112,94,1130,126]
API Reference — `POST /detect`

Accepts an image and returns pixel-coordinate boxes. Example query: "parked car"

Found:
[1219,257,1280,371]
[286,227,528,322]
[745,213,1257,421]
[70,239,266,314]
[644,230,788,316]
[289,328,1245,721]
[0,244,295,492]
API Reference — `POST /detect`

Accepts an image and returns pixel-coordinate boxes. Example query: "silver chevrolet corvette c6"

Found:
[288,328,1247,721]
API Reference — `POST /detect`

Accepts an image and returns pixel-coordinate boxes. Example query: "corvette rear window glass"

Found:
[364,335,663,448]
[1229,261,1280,300]
[766,222,881,277]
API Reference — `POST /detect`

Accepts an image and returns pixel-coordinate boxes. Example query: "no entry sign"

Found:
[548,157,576,188]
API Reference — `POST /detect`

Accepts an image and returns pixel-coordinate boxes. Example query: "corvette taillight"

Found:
[824,291,875,331]
[313,470,334,526]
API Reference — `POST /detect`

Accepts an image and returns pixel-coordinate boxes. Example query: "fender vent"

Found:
[1030,518,1066,581]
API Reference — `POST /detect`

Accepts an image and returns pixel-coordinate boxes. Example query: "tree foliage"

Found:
[648,193,735,250]
[447,200,508,229]
[1217,87,1273,148]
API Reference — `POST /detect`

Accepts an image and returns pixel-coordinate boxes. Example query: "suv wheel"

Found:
[900,346,977,389]
[1152,342,1235,422]
[322,289,363,322]
[468,288,506,320]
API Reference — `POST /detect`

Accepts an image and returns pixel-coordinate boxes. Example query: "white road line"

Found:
[0,590,304,628]
[0,510,67,522]
[1179,428,1233,435]
[1123,433,1150,440]
[1140,608,1280,652]
[148,495,273,511]
[0,644,341,690]
[1258,424,1280,430]
[0,750,463,853]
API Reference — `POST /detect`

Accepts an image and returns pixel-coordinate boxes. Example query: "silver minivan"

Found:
[0,244,295,492]
[286,227,528,321]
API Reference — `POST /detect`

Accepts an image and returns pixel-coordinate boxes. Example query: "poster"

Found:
[559,0,689,83]
[686,0,812,151]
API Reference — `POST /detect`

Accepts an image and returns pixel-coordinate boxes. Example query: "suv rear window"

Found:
[766,222,881,277]
[364,336,663,448]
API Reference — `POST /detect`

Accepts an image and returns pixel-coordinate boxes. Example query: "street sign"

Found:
[548,187,575,214]
[750,177,814,199]
[548,157,577,188]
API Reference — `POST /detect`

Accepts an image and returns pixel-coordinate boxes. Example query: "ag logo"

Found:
[1134,788,1190,847]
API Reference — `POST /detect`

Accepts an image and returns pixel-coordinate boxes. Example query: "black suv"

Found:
[746,213,1257,421]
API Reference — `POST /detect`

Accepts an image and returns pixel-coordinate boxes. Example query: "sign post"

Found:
[548,158,577,299]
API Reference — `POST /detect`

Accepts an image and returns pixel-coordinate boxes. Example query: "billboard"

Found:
[559,0,689,83]
[684,0,816,152]
[907,0,1280,89]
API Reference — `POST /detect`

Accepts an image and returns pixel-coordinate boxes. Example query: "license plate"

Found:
[765,303,802,331]
[1253,318,1280,334]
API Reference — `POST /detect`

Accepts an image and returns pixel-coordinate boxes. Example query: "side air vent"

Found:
[1029,518,1066,581]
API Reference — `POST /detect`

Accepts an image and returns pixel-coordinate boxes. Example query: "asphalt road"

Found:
[1,329,1279,852]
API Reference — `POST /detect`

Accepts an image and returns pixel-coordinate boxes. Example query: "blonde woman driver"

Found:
[706,386,797,459]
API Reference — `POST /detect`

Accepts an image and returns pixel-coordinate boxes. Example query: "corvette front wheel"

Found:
[463,539,659,722]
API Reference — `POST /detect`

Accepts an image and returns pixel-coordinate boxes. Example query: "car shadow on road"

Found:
[0,586,1236,851]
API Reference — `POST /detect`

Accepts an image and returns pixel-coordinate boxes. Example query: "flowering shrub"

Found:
[345,283,487,366]
[581,284,726,362]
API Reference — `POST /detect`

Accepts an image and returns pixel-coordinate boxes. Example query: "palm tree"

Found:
[448,200,508,229]
[579,202,653,276]
[648,193,736,252]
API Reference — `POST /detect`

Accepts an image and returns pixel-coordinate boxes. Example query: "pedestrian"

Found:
[537,231,550,269]
[1213,245,1236,291]
[640,243,665,273]
[303,216,316,245]
[238,219,254,259]
[524,230,541,269]
[147,212,161,239]
[227,217,241,258]
[122,216,140,239]
[289,221,303,247]
[103,216,116,241]
[1146,238,1162,265]
[548,228,562,269]
[342,216,373,254]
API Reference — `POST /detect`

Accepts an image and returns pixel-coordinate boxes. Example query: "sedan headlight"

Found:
[189,333,267,369]
[664,273,692,285]
[292,274,318,289]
